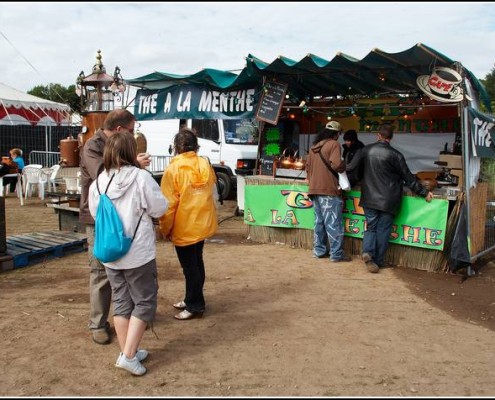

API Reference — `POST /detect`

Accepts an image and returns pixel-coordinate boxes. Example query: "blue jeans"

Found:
[312,195,345,260]
[362,207,395,267]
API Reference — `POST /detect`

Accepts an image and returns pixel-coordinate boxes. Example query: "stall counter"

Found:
[244,175,456,272]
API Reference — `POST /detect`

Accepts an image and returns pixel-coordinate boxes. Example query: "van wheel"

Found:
[216,172,232,200]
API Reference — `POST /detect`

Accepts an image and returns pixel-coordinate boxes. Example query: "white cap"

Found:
[325,120,341,131]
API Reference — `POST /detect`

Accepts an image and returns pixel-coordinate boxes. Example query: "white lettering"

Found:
[211,91,220,112]
[163,93,172,113]
[474,117,494,147]
[236,90,245,112]
[138,94,158,114]
[176,91,192,112]
[219,92,229,112]
[246,88,255,111]
[199,91,212,111]
[190,87,256,114]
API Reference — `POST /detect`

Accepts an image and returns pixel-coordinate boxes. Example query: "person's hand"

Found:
[155,229,164,242]
[137,152,151,169]
[425,191,434,202]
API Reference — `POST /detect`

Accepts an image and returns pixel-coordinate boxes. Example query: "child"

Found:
[1,148,24,193]
[88,131,168,376]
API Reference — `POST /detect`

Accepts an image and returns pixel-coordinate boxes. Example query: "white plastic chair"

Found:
[47,164,61,192]
[22,165,46,200]
[0,173,24,205]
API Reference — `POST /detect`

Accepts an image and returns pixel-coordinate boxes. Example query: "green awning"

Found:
[127,43,491,112]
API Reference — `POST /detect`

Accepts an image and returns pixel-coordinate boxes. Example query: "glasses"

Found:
[120,122,140,134]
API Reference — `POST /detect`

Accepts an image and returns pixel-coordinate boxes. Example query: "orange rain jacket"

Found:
[159,152,218,246]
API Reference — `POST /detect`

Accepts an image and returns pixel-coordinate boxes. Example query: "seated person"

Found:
[1,148,24,193]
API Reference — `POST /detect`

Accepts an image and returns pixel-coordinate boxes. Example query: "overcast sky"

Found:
[1,1,495,94]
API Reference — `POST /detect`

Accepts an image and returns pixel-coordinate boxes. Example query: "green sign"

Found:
[244,185,448,251]
[134,85,258,120]
[467,106,495,158]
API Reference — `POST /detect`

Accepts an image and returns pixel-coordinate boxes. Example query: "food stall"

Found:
[242,44,494,273]
[125,43,495,273]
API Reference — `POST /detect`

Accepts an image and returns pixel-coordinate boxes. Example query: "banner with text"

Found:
[467,106,495,158]
[134,85,259,120]
[244,185,448,251]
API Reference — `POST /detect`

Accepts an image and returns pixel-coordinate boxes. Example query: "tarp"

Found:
[126,43,491,112]
[0,82,71,126]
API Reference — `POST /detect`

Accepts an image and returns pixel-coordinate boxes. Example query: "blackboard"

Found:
[255,81,288,125]
[259,155,277,176]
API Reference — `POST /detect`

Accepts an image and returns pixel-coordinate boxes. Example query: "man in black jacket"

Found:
[359,124,433,273]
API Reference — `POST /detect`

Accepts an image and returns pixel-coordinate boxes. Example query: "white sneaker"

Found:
[115,352,147,376]
[116,349,148,364]
[136,349,148,362]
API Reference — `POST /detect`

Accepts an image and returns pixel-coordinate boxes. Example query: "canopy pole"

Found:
[417,43,450,64]
[254,76,267,174]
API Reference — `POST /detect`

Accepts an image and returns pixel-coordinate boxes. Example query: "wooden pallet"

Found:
[6,231,87,268]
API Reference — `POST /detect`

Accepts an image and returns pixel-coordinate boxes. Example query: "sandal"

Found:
[174,310,203,320]
[172,301,186,310]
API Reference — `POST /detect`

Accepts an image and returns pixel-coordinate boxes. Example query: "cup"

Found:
[427,67,462,99]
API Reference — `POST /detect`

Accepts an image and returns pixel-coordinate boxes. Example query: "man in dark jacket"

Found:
[306,120,352,263]
[359,124,433,273]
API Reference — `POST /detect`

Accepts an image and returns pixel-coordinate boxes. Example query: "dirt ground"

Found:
[1,194,495,397]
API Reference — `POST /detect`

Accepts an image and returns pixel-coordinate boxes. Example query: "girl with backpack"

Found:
[88,131,168,376]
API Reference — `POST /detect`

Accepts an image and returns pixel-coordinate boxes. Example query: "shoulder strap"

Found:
[96,172,115,195]
[318,151,338,179]
[132,210,145,241]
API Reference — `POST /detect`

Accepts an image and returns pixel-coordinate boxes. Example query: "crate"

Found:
[5,231,87,268]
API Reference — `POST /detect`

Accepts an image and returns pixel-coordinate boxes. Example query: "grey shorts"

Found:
[105,259,158,323]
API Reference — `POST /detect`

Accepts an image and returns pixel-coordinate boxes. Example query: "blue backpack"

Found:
[93,173,143,263]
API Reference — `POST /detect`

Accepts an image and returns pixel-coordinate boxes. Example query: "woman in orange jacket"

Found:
[159,128,218,320]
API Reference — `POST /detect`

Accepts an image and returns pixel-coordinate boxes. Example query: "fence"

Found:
[469,156,495,259]
[149,155,172,173]
[25,150,172,174]
[28,151,62,167]
[0,124,80,165]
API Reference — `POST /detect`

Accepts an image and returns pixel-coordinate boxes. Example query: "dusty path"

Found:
[0,195,494,397]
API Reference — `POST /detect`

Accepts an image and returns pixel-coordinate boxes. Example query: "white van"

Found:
[138,117,259,201]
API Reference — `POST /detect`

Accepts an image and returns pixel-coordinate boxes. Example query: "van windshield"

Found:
[223,119,259,145]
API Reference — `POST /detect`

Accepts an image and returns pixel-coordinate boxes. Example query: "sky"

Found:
[1,1,495,95]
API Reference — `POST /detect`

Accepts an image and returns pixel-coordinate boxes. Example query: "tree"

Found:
[480,65,495,112]
[28,83,81,114]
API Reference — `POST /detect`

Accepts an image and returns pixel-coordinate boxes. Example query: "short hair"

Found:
[378,124,394,140]
[103,109,135,131]
[10,148,22,157]
[343,129,358,142]
[173,128,199,155]
[103,131,139,171]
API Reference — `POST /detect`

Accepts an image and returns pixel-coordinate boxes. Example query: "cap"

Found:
[325,120,341,132]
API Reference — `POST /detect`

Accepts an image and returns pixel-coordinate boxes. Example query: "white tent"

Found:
[0,82,72,126]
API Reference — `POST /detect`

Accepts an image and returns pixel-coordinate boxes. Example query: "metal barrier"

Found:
[27,151,171,174]
[28,151,61,168]
[150,155,172,173]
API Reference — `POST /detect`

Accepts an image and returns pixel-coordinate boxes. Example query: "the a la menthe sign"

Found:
[134,84,258,120]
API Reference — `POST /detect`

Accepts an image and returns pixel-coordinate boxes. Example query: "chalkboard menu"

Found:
[255,80,288,125]
[259,155,277,176]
